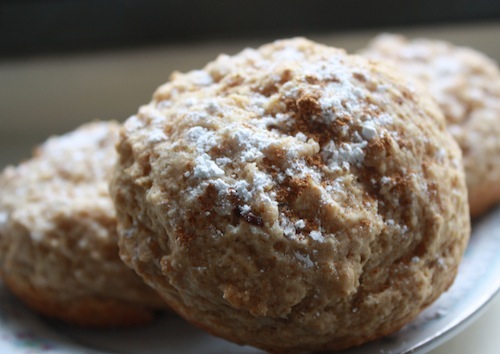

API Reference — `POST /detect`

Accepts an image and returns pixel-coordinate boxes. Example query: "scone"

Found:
[0,121,165,327]
[361,34,500,217]
[111,38,470,352]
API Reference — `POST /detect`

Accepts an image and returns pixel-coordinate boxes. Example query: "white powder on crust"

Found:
[361,122,378,140]
[139,38,450,249]
[294,251,315,268]
[193,154,225,179]
[147,130,167,143]
[186,127,218,153]
[295,219,306,229]
[321,140,368,171]
[233,180,252,202]
[281,216,297,239]
[309,230,325,242]
[229,126,272,163]
[189,70,214,86]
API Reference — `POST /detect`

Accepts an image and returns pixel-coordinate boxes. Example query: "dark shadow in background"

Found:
[1,0,499,57]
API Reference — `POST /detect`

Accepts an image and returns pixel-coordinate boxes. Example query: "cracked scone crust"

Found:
[361,34,500,217]
[0,122,165,327]
[111,38,470,352]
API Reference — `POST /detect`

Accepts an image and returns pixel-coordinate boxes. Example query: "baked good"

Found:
[361,34,500,217]
[111,38,470,352]
[0,122,165,327]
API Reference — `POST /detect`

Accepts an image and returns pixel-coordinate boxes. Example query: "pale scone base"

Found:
[2,273,157,327]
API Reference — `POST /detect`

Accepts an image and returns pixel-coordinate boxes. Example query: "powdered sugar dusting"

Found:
[172,40,397,241]
[233,180,252,202]
[111,38,471,349]
[281,214,297,239]
[193,154,225,179]
[189,70,214,86]
[361,121,378,140]
[231,126,269,162]
[128,38,461,260]
[321,140,368,172]
[295,219,306,229]
[294,251,315,268]
[309,230,325,242]
[147,130,167,143]
[186,127,218,153]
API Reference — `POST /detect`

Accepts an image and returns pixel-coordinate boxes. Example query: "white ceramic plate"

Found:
[0,207,499,354]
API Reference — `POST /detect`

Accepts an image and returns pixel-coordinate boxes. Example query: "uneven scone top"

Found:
[0,122,165,327]
[362,34,500,217]
[111,38,470,352]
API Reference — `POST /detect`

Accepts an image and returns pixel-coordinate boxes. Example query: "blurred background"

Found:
[1,1,499,168]
[2,0,500,56]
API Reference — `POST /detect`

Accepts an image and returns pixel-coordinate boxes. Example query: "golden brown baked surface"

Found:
[111,38,470,352]
[361,34,500,217]
[0,121,165,327]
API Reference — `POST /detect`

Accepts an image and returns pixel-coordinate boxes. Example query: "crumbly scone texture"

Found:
[361,34,500,217]
[111,38,470,352]
[0,121,165,327]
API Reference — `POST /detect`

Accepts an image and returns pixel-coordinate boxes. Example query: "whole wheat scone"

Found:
[111,38,470,352]
[0,122,165,327]
[361,34,500,217]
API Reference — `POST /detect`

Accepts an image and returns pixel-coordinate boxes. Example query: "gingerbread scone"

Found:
[0,122,165,327]
[111,38,470,352]
[361,34,500,217]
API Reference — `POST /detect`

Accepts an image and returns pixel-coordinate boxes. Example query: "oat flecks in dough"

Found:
[361,34,500,217]
[111,38,470,352]
[0,122,165,327]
